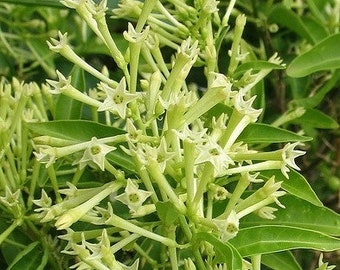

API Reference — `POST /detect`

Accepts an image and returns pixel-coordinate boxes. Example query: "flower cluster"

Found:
[23,0,313,269]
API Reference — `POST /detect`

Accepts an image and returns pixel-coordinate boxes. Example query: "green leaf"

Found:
[28,120,135,172]
[261,170,322,207]
[28,120,125,142]
[287,33,340,77]
[241,195,340,236]
[156,201,180,226]
[291,108,339,129]
[194,232,243,269]
[0,0,64,7]
[237,123,312,143]
[262,251,302,270]
[233,61,285,79]
[229,225,340,257]
[55,66,85,120]
[268,5,316,44]
[289,69,340,108]
[7,242,43,270]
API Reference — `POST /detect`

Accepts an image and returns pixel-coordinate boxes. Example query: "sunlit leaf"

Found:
[230,225,340,256]
[262,251,302,270]
[241,195,340,236]
[237,123,312,143]
[261,170,322,207]
[287,33,340,77]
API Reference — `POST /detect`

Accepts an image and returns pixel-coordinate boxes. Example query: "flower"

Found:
[46,70,71,95]
[34,146,56,167]
[212,210,239,241]
[280,142,305,176]
[75,137,116,171]
[144,137,176,172]
[195,138,234,176]
[97,77,139,118]
[123,22,149,43]
[115,179,152,214]
[255,206,278,220]
[46,31,69,54]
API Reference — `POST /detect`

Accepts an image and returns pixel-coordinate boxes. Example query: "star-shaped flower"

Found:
[97,77,139,118]
[116,179,152,214]
[195,138,234,176]
[75,137,116,171]
[212,210,239,242]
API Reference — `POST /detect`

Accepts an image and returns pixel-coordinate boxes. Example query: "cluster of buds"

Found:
[0,0,310,269]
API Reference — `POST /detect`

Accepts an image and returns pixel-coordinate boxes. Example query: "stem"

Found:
[27,159,41,210]
[47,165,62,203]
[106,213,178,247]
[219,173,250,219]
[147,159,186,214]
[251,254,262,270]
[0,219,22,245]
[191,163,214,216]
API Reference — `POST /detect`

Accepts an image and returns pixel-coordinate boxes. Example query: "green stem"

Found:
[47,165,62,203]
[191,163,214,216]
[147,159,186,214]
[219,173,250,219]
[0,219,22,245]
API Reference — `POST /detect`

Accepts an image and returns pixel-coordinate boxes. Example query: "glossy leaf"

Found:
[229,225,340,257]
[261,170,322,207]
[28,120,135,172]
[291,108,339,129]
[1,0,64,7]
[7,242,43,270]
[237,123,312,143]
[233,61,285,79]
[194,232,243,269]
[262,251,302,270]
[241,195,340,236]
[28,120,125,142]
[287,33,340,77]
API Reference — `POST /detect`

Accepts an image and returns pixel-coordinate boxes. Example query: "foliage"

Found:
[0,0,339,269]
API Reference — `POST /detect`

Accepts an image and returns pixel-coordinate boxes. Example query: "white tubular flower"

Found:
[97,78,139,119]
[255,206,278,220]
[178,37,199,64]
[112,0,142,19]
[174,124,207,144]
[125,118,143,143]
[47,31,69,54]
[76,137,116,171]
[46,70,71,94]
[209,72,236,102]
[233,92,262,120]
[235,177,286,218]
[32,189,52,211]
[34,146,56,167]
[123,22,150,43]
[195,138,234,176]
[184,258,197,270]
[143,137,176,172]
[55,183,120,230]
[281,142,305,174]
[116,179,152,214]
[212,210,239,241]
